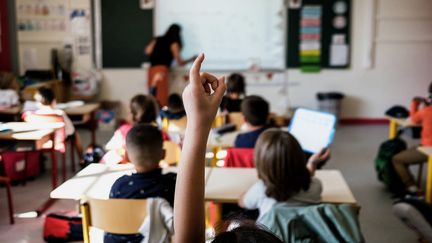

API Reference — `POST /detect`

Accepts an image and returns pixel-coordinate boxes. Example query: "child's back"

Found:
[239,129,329,221]
[106,124,176,243]
[234,95,270,148]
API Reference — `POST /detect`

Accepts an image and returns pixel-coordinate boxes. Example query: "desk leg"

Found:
[426,156,432,203]
[90,112,97,145]
[50,134,58,189]
[211,146,221,167]
[389,120,398,139]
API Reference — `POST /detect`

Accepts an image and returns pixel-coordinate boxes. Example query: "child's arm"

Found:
[174,53,225,243]
[410,98,425,124]
[307,148,330,176]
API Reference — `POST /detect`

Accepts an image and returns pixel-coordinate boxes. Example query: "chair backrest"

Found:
[162,141,181,165]
[168,116,187,130]
[81,197,148,242]
[224,148,255,168]
[227,112,244,130]
[22,112,66,151]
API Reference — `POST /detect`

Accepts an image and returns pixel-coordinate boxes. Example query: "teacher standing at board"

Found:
[145,24,196,107]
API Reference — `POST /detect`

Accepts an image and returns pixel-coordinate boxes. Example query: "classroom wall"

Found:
[100,0,432,119]
[15,0,93,74]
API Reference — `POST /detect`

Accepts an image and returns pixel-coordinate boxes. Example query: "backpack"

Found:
[43,211,83,242]
[260,203,365,243]
[374,136,407,195]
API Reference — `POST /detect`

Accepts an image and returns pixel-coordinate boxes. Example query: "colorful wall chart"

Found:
[299,5,322,72]
[286,0,351,70]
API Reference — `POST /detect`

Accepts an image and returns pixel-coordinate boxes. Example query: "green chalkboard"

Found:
[286,0,351,69]
[101,0,153,68]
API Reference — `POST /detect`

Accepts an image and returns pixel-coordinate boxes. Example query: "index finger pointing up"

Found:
[190,53,205,85]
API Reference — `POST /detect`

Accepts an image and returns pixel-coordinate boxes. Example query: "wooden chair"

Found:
[0,176,14,224]
[22,112,75,181]
[227,112,244,130]
[162,141,181,165]
[168,116,187,131]
[80,197,147,243]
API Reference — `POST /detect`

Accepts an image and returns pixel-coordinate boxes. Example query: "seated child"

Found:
[393,82,432,194]
[23,87,83,159]
[220,73,246,112]
[160,93,186,120]
[0,72,20,108]
[104,94,168,164]
[239,129,330,221]
[106,124,176,243]
[234,95,270,148]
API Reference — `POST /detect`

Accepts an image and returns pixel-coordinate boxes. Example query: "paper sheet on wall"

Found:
[23,48,39,70]
[330,44,348,66]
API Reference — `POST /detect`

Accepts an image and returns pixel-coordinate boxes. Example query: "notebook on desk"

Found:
[289,108,336,154]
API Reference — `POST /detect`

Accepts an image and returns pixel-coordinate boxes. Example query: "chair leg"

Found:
[70,140,75,172]
[417,163,424,190]
[62,152,66,182]
[2,178,14,224]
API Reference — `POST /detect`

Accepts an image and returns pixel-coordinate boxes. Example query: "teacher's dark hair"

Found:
[163,24,182,48]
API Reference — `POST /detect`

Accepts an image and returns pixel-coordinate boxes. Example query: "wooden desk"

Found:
[50,163,211,200]
[205,168,357,205]
[64,103,100,144]
[0,122,65,215]
[0,122,64,187]
[387,117,420,139]
[417,146,432,203]
[207,131,239,149]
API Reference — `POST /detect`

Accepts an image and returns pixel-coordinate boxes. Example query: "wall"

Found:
[15,0,93,74]
[86,0,432,119]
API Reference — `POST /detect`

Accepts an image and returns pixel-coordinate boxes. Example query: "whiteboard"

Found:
[289,108,336,154]
[155,0,286,70]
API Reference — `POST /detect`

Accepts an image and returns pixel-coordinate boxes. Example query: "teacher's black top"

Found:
[150,37,175,67]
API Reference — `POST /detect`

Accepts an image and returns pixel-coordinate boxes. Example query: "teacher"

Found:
[145,24,196,107]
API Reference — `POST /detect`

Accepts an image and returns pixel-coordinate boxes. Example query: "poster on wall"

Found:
[70,9,91,56]
[16,0,67,32]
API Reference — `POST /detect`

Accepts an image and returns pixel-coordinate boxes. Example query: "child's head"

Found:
[0,72,19,90]
[126,124,164,168]
[227,73,245,99]
[241,95,269,127]
[130,94,158,124]
[167,93,184,113]
[212,224,283,243]
[36,87,56,106]
[255,129,311,201]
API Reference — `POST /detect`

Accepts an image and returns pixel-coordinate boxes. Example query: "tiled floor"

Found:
[0,125,423,242]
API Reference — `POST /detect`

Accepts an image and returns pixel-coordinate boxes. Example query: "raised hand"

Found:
[182,53,226,128]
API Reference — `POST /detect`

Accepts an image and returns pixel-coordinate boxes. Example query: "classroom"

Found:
[0,0,431,242]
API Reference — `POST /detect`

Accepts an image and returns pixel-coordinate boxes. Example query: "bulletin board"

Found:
[286,0,351,70]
